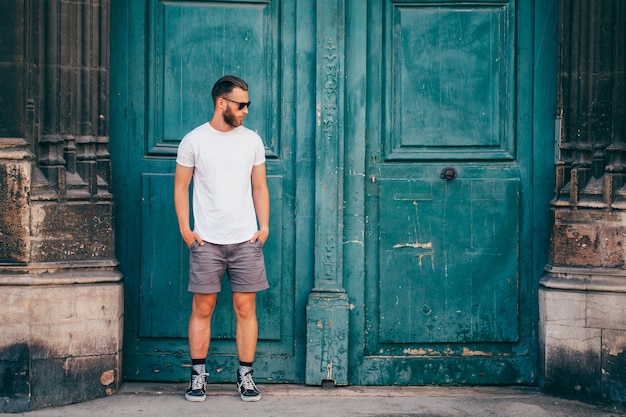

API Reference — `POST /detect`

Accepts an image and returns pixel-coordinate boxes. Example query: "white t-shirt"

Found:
[176,122,266,244]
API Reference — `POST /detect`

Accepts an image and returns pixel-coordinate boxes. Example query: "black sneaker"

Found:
[185,371,208,402]
[236,369,261,402]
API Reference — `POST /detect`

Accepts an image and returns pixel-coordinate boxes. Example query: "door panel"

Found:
[147,1,279,157]
[139,173,190,338]
[387,3,514,160]
[111,0,308,382]
[138,174,284,341]
[353,0,533,384]
[378,177,519,344]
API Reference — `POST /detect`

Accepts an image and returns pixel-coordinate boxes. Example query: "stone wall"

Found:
[540,211,626,408]
[539,0,626,409]
[0,281,123,412]
[540,276,626,408]
[0,1,123,412]
[0,140,124,412]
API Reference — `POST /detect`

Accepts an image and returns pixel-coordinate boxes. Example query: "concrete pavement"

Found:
[3,383,625,417]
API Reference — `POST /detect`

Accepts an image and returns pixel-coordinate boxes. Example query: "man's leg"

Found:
[233,291,261,401]
[189,293,218,358]
[186,292,217,402]
[233,291,258,361]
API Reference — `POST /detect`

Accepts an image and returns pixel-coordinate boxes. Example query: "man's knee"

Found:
[192,293,217,318]
[235,306,257,321]
[233,293,257,320]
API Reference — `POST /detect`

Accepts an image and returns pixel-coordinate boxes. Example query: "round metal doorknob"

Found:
[440,167,457,180]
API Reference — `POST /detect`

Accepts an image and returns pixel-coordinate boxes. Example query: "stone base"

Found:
[0,275,123,412]
[540,266,626,409]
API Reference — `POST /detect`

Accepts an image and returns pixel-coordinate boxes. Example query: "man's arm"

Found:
[250,162,270,244]
[174,163,203,247]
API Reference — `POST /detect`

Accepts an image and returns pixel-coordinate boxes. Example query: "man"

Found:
[174,75,270,403]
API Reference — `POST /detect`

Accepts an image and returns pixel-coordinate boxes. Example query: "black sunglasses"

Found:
[221,97,251,110]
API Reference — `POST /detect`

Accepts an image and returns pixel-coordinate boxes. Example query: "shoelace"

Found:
[190,372,208,390]
[239,372,258,392]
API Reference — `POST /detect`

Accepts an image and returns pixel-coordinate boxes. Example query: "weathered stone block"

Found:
[602,329,626,407]
[0,153,31,264]
[0,325,29,350]
[0,280,123,413]
[544,324,601,359]
[587,292,626,330]
[28,283,123,323]
[0,288,30,324]
[550,210,626,268]
[540,268,626,409]
[28,290,79,323]
[543,324,603,403]
[0,342,30,413]
[30,319,121,358]
[76,284,124,320]
[539,289,586,328]
[29,202,114,262]
[29,354,119,410]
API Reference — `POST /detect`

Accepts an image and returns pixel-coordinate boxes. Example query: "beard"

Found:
[223,106,244,128]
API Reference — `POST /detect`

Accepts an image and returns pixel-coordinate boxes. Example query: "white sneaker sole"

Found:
[240,394,261,402]
[185,393,206,402]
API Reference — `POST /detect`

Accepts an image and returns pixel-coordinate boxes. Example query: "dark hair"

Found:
[211,75,249,104]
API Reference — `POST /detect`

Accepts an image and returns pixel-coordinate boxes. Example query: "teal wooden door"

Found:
[346,0,537,384]
[110,0,313,383]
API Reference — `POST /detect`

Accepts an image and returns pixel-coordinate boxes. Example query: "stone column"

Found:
[540,0,626,408]
[0,0,123,412]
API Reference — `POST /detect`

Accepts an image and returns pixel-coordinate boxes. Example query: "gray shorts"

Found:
[188,240,269,294]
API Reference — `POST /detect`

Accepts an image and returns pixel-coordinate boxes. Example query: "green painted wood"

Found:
[312,0,345,291]
[305,0,351,385]
[343,0,546,385]
[110,0,556,387]
[378,178,520,344]
[305,292,350,385]
[138,174,283,341]
[388,4,514,160]
[138,173,190,337]
[110,0,308,383]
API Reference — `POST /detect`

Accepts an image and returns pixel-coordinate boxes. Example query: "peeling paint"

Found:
[402,348,442,356]
[393,241,433,249]
[316,102,322,126]
[462,347,493,357]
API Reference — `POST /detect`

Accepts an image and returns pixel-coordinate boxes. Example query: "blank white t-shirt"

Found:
[176,122,266,244]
